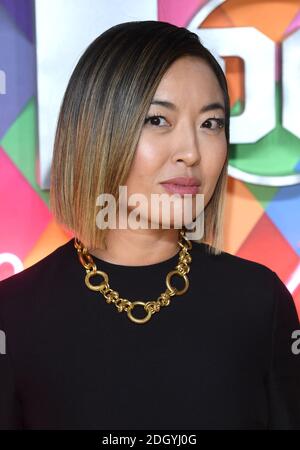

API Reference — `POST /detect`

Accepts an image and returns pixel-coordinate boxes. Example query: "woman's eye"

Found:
[202,118,225,131]
[144,115,225,131]
[144,115,168,127]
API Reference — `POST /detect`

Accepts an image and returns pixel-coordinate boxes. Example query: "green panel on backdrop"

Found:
[0,97,50,207]
[229,82,299,176]
[244,183,278,210]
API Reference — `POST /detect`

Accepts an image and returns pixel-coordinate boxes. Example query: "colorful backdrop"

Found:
[0,0,299,317]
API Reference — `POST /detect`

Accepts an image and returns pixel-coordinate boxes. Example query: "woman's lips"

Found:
[160,183,199,195]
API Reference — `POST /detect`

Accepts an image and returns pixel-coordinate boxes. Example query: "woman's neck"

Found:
[88,229,181,266]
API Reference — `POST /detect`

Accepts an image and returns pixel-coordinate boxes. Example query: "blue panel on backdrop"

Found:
[0,4,35,139]
[266,183,300,256]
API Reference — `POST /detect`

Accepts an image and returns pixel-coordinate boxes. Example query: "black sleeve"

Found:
[266,271,300,429]
[0,311,24,429]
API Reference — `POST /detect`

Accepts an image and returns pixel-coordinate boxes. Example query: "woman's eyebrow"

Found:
[150,99,225,113]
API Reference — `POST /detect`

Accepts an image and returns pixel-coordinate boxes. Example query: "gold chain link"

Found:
[74,230,192,324]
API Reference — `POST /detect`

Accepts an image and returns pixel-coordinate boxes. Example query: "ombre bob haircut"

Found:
[50,20,230,256]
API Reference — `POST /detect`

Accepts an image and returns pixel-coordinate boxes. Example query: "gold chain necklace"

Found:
[74,230,192,324]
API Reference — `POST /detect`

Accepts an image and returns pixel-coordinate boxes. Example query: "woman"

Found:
[0,20,299,430]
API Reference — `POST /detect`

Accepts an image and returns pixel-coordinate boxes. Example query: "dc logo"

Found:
[188,0,300,186]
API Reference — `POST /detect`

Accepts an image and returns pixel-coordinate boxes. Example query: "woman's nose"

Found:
[171,124,201,166]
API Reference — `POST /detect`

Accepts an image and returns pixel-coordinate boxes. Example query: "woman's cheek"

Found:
[135,141,158,166]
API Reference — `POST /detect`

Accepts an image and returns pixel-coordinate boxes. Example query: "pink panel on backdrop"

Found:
[285,10,300,34]
[0,147,52,269]
[158,0,208,26]
[237,213,300,318]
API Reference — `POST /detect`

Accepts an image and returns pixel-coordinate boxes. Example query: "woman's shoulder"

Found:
[0,239,74,317]
[194,241,277,283]
[196,243,297,322]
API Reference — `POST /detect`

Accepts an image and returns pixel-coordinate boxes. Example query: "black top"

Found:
[0,238,299,430]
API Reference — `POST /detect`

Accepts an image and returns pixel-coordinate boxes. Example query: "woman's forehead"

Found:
[152,58,224,107]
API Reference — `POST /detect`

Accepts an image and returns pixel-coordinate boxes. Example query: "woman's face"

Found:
[124,55,227,229]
